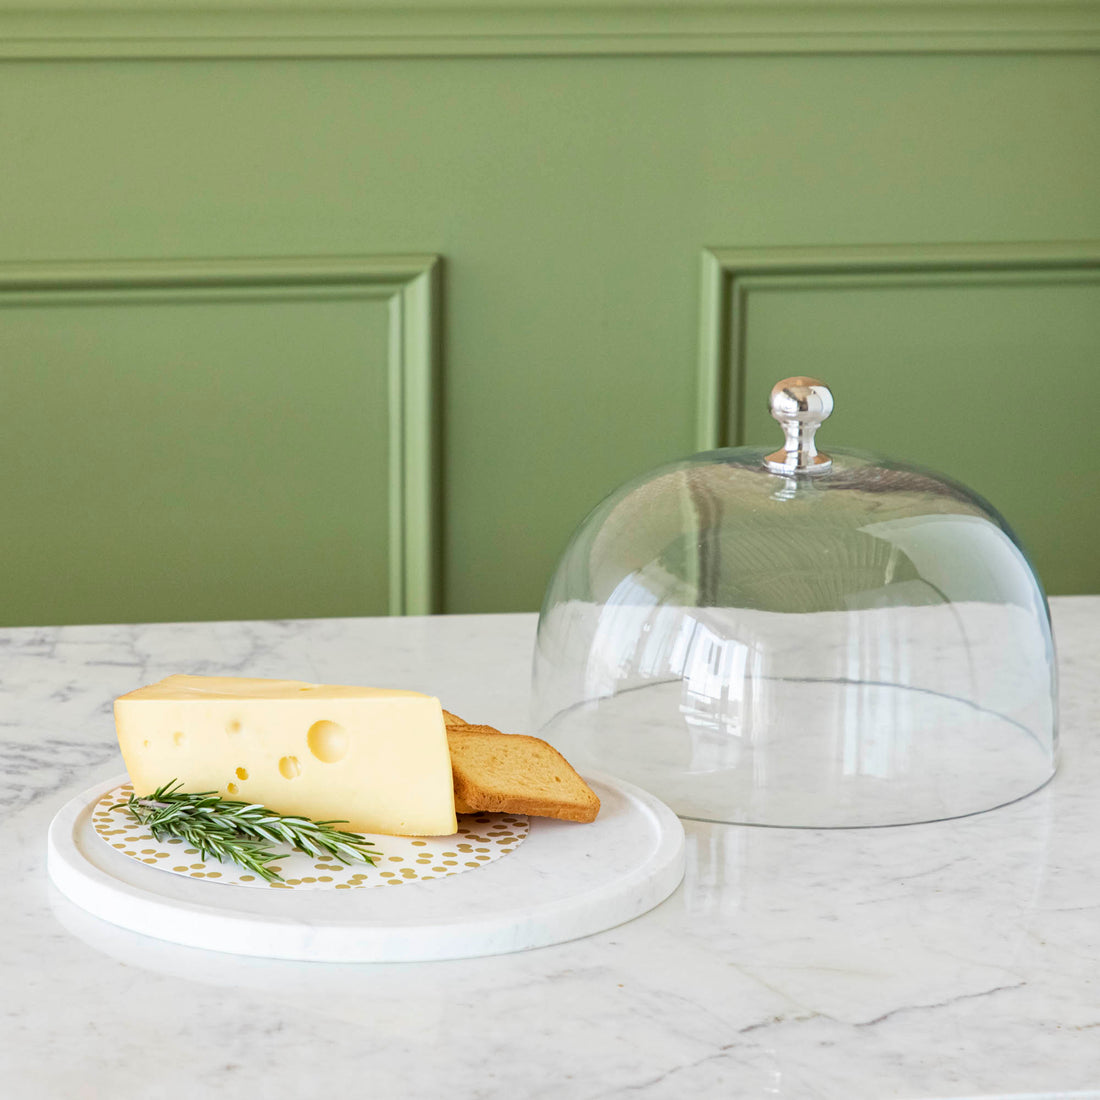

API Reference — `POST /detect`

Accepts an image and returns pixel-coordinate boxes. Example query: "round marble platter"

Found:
[47,771,685,962]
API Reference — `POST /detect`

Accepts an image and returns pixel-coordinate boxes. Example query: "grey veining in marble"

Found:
[2,602,1099,1099]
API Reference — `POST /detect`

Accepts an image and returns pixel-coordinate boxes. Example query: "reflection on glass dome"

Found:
[533,381,1057,828]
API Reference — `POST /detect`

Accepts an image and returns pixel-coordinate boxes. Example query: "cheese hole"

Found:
[279,755,301,780]
[226,719,242,735]
[235,767,249,780]
[307,720,348,764]
[142,740,150,749]
[172,731,185,747]
[227,782,238,795]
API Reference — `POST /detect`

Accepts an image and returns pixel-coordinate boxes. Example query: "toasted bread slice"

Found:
[442,709,467,729]
[446,724,600,823]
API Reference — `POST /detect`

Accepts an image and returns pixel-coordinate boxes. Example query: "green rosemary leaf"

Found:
[112,780,379,882]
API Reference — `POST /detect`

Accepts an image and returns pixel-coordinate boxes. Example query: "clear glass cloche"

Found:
[532,377,1057,827]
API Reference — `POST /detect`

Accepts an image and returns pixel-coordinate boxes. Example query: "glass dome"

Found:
[532,377,1057,827]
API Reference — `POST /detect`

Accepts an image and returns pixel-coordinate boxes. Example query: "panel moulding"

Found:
[696,241,1100,450]
[0,254,443,616]
[1,1,1098,59]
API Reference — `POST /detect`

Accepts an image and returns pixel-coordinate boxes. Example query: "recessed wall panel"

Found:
[706,257,1100,594]
[0,261,439,626]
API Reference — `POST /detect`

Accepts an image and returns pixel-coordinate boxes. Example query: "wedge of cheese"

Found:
[114,675,458,836]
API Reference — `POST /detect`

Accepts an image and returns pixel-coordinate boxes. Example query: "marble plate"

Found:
[47,771,685,962]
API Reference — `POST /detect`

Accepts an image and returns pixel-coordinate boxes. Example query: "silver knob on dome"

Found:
[764,376,833,475]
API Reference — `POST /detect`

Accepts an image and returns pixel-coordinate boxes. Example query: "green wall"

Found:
[2,6,1098,625]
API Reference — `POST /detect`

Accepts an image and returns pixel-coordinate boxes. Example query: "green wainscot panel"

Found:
[1,289,395,626]
[1,51,1097,622]
[739,277,1100,596]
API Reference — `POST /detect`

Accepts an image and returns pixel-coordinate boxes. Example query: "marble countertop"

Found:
[3,598,1099,1099]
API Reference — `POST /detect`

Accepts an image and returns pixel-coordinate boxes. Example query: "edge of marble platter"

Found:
[46,767,686,962]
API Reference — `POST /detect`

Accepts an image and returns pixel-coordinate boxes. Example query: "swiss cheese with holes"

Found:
[114,675,458,836]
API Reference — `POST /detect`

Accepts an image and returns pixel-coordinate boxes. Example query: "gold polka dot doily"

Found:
[92,784,528,890]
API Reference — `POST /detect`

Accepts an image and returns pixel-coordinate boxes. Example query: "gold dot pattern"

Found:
[92,784,528,891]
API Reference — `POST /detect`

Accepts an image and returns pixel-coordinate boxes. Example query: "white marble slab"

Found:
[2,601,1099,1099]
[47,770,684,962]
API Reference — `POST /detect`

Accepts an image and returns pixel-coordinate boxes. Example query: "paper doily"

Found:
[93,784,528,890]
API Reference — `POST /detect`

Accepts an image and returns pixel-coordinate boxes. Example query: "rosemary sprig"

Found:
[112,780,379,882]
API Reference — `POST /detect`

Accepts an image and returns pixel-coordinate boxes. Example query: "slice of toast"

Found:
[446,723,600,823]
[442,709,467,729]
